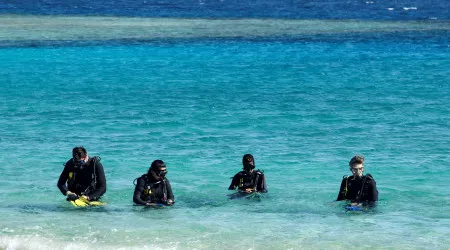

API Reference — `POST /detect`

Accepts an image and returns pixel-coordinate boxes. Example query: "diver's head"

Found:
[349,155,364,178]
[72,146,89,168]
[242,154,255,173]
[148,159,167,181]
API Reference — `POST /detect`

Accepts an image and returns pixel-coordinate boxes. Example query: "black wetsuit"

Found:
[228,170,267,192]
[336,174,378,204]
[133,174,174,205]
[57,156,106,201]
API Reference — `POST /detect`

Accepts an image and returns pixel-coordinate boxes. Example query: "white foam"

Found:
[0,235,174,250]
[0,236,89,250]
[387,8,394,11]
[403,7,418,10]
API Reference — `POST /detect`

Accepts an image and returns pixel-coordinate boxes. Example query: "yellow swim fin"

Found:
[88,201,106,206]
[73,198,89,207]
[78,196,106,206]
[78,196,89,203]
[68,196,105,207]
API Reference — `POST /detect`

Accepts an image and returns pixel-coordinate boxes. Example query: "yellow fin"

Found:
[74,199,89,207]
[79,196,106,206]
[68,196,105,207]
[88,201,106,206]
[78,196,90,203]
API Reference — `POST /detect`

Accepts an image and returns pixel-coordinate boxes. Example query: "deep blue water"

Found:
[0,0,449,20]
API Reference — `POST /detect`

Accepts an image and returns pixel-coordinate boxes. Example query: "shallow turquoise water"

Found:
[0,16,449,249]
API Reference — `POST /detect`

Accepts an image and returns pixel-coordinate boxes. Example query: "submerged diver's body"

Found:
[57,146,106,202]
[133,160,174,206]
[337,174,378,203]
[336,155,378,206]
[229,154,267,193]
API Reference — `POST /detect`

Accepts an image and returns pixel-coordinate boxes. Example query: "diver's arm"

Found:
[257,173,268,193]
[57,161,71,196]
[336,178,347,201]
[367,179,378,203]
[165,179,175,205]
[228,174,239,190]
[133,177,148,205]
[86,161,107,200]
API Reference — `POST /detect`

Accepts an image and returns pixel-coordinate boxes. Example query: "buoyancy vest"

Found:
[342,174,374,202]
[67,156,101,195]
[134,174,168,203]
[236,170,263,190]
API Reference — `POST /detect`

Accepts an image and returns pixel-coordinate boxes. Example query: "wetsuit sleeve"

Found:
[336,178,347,201]
[57,160,72,196]
[367,179,378,203]
[133,177,147,205]
[87,161,107,200]
[257,173,267,193]
[165,179,174,201]
[228,174,239,190]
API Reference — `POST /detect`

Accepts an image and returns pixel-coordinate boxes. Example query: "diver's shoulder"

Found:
[91,156,103,165]
[63,159,74,168]
[339,175,349,185]
[136,174,147,183]
[365,174,376,182]
[236,171,246,176]
[365,173,375,179]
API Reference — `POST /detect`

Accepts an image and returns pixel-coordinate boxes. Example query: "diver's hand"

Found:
[66,191,78,201]
[166,199,174,206]
[350,202,361,207]
[244,188,255,193]
[81,195,91,201]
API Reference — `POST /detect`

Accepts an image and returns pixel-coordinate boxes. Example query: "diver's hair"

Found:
[72,146,87,160]
[242,154,254,165]
[349,155,365,167]
[148,160,166,175]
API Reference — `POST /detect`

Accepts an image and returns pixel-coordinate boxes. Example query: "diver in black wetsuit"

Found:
[57,146,107,202]
[133,160,174,206]
[228,154,267,193]
[337,155,378,206]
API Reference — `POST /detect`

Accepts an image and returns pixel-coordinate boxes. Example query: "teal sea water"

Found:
[1,14,450,249]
